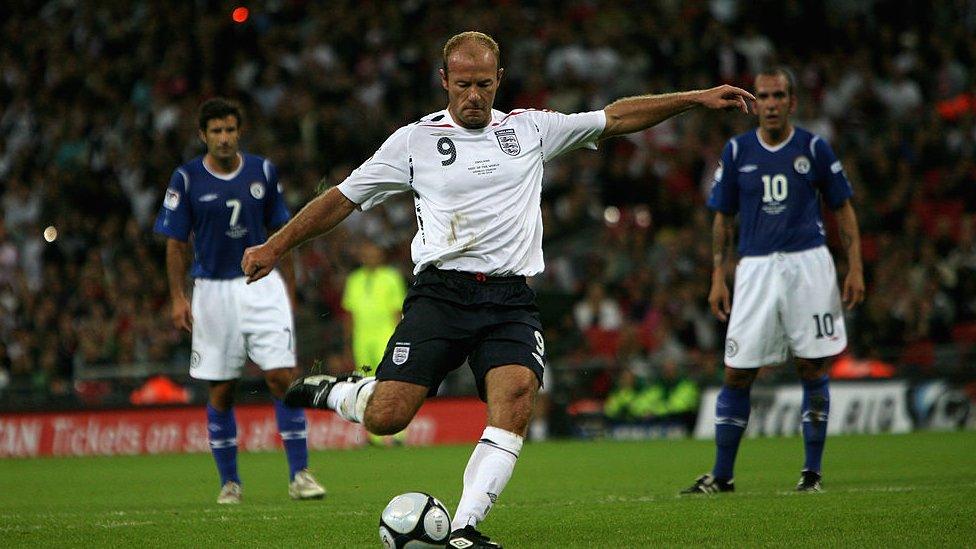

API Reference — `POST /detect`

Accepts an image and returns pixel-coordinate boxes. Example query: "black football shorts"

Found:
[375,268,546,401]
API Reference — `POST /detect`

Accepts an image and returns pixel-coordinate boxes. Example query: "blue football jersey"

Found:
[707,127,853,256]
[153,153,291,279]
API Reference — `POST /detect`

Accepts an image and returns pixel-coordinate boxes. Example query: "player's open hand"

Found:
[171,295,193,333]
[843,269,865,310]
[699,85,755,114]
[241,243,278,284]
[709,280,732,322]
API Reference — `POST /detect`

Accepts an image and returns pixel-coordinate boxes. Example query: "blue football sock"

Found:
[801,375,830,473]
[207,404,240,485]
[712,385,751,481]
[274,398,309,480]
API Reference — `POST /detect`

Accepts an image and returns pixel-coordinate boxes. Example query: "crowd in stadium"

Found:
[1,0,975,407]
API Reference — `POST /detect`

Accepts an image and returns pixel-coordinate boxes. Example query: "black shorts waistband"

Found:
[422,267,526,284]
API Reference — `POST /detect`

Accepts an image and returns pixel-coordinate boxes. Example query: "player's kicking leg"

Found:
[681,366,758,495]
[284,374,427,432]
[795,357,830,492]
[284,372,366,416]
[355,360,407,446]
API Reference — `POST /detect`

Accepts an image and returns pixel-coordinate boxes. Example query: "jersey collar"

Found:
[203,153,245,181]
[755,127,795,153]
[438,109,504,133]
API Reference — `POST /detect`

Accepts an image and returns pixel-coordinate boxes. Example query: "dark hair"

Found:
[756,66,797,97]
[198,98,243,131]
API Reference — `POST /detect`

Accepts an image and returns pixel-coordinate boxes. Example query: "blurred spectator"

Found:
[634,360,700,431]
[574,282,624,358]
[0,1,975,408]
[603,368,642,422]
[603,361,699,431]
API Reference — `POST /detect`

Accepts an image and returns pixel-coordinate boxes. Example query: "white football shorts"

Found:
[189,269,295,380]
[724,245,846,368]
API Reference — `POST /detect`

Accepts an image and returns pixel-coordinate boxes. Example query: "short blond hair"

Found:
[441,31,500,73]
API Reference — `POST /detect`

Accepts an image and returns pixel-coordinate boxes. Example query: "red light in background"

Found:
[232,7,249,23]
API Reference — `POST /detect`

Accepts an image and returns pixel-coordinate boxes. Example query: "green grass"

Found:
[1,431,974,547]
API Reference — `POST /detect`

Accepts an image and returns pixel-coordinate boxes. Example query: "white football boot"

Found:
[289,469,326,500]
[217,481,242,504]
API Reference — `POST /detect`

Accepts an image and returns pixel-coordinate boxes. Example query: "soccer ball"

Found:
[378,492,452,548]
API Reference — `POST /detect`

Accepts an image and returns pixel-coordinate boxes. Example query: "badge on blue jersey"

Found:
[794,155,810,175]
[164,189,180,210]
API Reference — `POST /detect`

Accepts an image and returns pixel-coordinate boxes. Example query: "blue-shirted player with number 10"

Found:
[682,68,865,494]
[154,98,325,504]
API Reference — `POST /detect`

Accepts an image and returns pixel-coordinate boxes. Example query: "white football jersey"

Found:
[337,108,606,276]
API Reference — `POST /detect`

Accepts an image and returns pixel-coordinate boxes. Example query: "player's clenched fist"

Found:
[241,243,278,284]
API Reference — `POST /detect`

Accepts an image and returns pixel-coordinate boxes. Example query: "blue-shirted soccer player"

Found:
[154,98,325,504]
[682,68,865,494]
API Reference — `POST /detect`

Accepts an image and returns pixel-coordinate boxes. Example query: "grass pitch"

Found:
[0,431,973,547]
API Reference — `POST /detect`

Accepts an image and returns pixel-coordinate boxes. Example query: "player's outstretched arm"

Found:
[709,212,736,322]
[835,199,865,309]
[601,85,755,139]
[242,187,357,283]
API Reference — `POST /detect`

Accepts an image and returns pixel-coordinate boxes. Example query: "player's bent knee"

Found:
[487,365,539,402]
[485,365,539,435]
[362,380,425,434]
[363,406,411,436]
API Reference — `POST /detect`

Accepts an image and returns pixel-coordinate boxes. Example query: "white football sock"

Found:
[451,426,523,531]
[325,377,376,423]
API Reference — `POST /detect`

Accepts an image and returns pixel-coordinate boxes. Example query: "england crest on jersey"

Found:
[495,128,520,156]
[392,344,410,365]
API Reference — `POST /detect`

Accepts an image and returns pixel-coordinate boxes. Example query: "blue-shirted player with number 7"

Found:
[682,68,865,495]
[154,98,325,504]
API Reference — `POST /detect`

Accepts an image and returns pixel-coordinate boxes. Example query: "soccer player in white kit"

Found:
[682,68,865,495]
[242,32,754,547]
[154,98,325,504]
